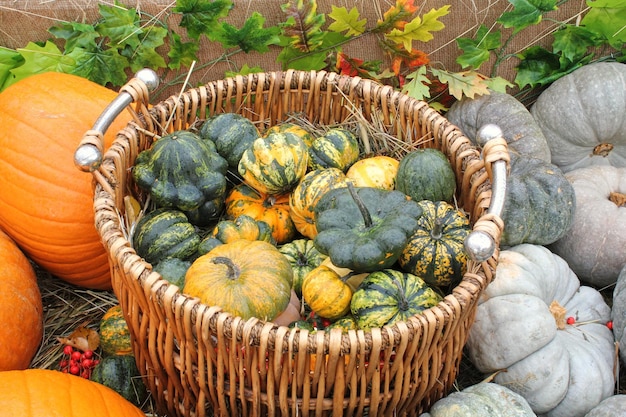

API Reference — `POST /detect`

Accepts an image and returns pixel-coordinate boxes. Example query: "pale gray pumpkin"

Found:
[583,395,626,417]
[466,244,615,417]
[419,382,537,417]
[446,90,551,162]
[531,61,626,173]
[549,165,626,288]
[612,264,626,367]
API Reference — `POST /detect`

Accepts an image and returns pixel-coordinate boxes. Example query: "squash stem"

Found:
[212,256,240,280]
[431,217,444,240]
[392,276,410,312]
[347,183,373,228]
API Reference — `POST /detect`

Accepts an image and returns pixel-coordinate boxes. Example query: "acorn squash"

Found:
[99,305,133,356]
[91,355,148,406]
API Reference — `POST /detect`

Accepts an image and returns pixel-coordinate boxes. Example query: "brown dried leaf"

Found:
[57,323,100,352]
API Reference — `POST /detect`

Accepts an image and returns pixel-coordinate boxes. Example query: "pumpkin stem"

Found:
[549,300,567,330]
[346,182,373,228]
[609,192,626,208]
[431,217,444,240]
[211,256,240,280]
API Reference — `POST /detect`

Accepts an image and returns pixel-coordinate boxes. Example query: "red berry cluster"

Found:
[59,345,100,379]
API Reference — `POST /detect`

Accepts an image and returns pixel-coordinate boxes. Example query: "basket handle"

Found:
[464,124,508,262]
[74,68,160,172]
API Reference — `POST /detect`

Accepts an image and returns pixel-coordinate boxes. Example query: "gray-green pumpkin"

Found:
[419,382,537,417]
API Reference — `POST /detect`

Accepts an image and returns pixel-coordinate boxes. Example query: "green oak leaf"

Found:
[328,6,367,37]
[276,31,348,70]
[0,47,25,91]
[174,0,233,40]
[213,12,280,53]
[167,32,200,70]
[66,47,129,86]
[497,0,558,34]
[401,66,431,100]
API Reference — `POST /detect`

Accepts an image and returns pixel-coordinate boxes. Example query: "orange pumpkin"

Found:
[0,72,132,290]
[0,230,43,371]
[224,183,296,244]
[0,369,146,416]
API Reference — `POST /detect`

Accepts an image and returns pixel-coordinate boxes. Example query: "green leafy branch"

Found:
[455,0,626,91]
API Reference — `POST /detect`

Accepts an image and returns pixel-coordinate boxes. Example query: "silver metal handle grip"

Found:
[464,124,508,262]
[74,68,160,172]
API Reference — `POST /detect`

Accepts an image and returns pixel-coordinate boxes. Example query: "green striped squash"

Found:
[308,128,360,172]
[350,269,442,329]
[132,208,201,265]
[209,214,275,245]
[279,238,327,297]
[238,131,309,195]
[399,200,471,289]
[199,112,260,170]
[395,148,456,203]
[99,305,133,356]
[288,168,352,239]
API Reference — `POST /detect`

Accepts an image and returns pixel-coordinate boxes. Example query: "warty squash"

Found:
[0,72,133,290]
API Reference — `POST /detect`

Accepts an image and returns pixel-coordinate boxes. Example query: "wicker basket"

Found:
[77,69,508,417]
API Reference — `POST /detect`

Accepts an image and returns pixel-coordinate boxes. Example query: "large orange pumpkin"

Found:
[0,72,132,290]
[0,230,43,371]
[0,369,146,416]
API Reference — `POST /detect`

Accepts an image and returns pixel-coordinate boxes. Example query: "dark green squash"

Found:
[199,112,260,170]
[132,130,229,218]
[91,355,148,406]
[399,200,471,290]
[278,239,327,297]
[153,257,191,288]
[501,152,576,247]
[395,148,457,203]
[350,269,442,329]
[314,184,423,272]
[132,208,201,265]
[308,128,360,172]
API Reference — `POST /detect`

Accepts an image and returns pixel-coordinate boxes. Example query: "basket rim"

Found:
[95,69,503,355]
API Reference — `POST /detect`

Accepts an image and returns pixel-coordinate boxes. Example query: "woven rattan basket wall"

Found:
[78,69,508,417]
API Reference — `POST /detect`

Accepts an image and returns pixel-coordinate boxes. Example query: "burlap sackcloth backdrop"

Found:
[0,0,588,99]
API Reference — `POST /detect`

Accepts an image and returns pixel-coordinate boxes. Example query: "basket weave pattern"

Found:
[88,70,505,417]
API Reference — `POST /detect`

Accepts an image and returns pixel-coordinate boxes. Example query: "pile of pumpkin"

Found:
[131,110,472,331]
[0,60,625,417]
